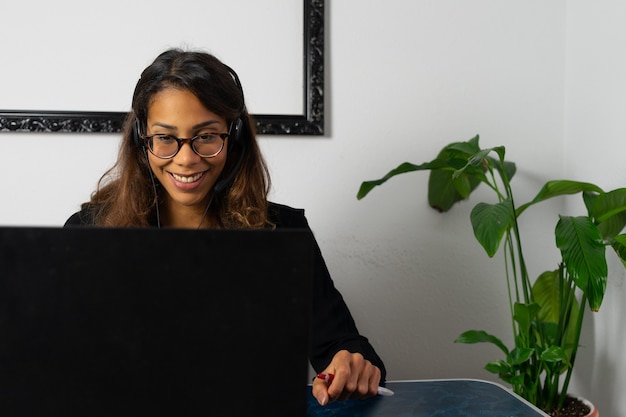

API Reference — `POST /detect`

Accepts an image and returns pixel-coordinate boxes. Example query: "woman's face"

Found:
[145,87,229,211]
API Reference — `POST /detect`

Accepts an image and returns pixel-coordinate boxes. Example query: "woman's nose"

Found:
[173,141,201,164]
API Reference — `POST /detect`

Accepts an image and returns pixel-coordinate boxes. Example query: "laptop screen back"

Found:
[0,226,314,417]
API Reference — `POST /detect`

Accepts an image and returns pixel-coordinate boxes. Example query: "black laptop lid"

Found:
[0,226,314,417]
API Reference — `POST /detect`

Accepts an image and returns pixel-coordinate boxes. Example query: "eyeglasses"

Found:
[142,132,229,159]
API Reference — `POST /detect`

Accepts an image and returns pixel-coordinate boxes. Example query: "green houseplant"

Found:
[357,135,626,416]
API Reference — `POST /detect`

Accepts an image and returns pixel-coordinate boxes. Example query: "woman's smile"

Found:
[169,170,207,186]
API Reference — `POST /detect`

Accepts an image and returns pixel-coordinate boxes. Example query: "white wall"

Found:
[564,0,626,414]
[1,1,624,415]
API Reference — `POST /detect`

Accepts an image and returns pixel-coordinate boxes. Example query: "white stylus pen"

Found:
[316,373,395,396]
[376,386,395,396]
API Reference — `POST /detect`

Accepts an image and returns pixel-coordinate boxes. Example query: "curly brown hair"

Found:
[84,49,271,228]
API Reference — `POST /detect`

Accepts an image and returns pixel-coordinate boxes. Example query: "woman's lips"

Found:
[171,172,204,183]
[169,171,207,190]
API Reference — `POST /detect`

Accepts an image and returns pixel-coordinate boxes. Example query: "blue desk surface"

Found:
[307,379,550,417]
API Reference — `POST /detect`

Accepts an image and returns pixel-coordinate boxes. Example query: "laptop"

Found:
[0,226,314,417]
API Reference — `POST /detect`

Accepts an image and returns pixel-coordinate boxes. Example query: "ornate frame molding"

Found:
[0,0,324,136]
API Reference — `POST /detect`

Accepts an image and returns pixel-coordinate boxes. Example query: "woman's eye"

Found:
[155,135,176,143]
[196,134,218,142]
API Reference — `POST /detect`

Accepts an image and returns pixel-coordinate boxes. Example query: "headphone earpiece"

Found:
[133,119,144,148]
[223,64,245,149]
[228,117,243,149]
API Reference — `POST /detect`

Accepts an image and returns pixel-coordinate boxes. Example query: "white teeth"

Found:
[172,172,203,183]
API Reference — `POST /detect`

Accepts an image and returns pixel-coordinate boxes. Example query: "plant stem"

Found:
[558,292,587,409]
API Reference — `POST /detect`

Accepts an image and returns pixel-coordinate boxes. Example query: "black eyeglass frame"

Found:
[141,132,229,159]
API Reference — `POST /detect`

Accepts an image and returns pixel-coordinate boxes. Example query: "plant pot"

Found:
[579,397,598,417]
[549,396,598,417]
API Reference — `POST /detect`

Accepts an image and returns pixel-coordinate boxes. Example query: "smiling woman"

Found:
[64,48,387,407]
[0,0,324,135]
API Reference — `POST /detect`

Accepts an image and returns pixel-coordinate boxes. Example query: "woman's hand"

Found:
[312,350,382,406]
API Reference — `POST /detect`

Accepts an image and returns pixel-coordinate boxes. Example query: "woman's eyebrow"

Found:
[149,120,220,131]
[150,122,177,131]
[192,120,221,130]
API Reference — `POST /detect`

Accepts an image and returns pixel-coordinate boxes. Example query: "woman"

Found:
[65,49,386,406]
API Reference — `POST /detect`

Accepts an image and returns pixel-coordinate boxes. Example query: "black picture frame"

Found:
[0,0,324,136]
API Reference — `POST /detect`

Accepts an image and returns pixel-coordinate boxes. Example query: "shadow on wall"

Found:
[571,265,626,416]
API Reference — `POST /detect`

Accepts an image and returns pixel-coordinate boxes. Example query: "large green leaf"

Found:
[532,270,580,360]
[357,136,477,199]
[428,138,486,212]
[444,135,481,154]
[540,346,570,365]
[357,160,446,200]
[509,347,535,366]
[596,211,626,240]
[427,167,483,212]
[586,188,626,238]
[516,180,604,217]
[588,188,626,221]
[470,200,515,257]
[537,321,560,348]
[611,234,626,267]
[455,330,510,356]
[356,135,491,211]
[531,270,562,324]
[555,216,607,311]
[513,302,540,342]
[485,360,511,375]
